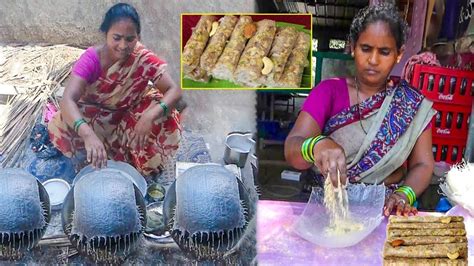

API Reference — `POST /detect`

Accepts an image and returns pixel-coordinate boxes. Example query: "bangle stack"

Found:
[301,135,327,163]
[73,118,87,132]
[395,185,416,206]
[159,101,169,116]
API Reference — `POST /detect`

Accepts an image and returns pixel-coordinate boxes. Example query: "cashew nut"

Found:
[209,21,219,37]
[441,217,452,224]
[261,57,274,75]
[447,251,460,260]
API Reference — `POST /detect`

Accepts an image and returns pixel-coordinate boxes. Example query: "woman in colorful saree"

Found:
[285,3,436,217]
[48,3,181,177]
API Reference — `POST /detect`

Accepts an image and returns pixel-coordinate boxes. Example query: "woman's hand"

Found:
[80,128,107,169]
[384,192,418,217]
[313,138,348,187]
[128,111,156,150]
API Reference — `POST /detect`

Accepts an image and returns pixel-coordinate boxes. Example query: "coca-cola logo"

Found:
[438,94,454,101]
[436,128,451,135]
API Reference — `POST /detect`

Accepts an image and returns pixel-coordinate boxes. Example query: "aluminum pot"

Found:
[223,132,255,168]
[42,178,70,211]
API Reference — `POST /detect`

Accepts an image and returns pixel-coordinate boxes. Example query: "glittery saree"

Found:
[48,43,182,176]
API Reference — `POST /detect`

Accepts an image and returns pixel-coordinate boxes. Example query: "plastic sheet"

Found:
[293,183,385,248]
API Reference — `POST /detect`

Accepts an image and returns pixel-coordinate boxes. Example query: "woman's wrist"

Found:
[394,185,416,206]
[301,135,327,163]
[77,123,93,139]
[150,99,171,119]
[73,118,87,132]
[159,101,169,116]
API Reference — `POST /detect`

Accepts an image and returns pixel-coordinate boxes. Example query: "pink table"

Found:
[257,200,474,266]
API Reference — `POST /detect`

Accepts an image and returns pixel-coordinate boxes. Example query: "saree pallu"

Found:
[48,43,182,176]
[322,81,436,184]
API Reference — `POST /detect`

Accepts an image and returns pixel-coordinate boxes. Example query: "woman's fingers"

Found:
[395,199,405,216]
[138,135,145,150]
[98,146,107,168]
[321,156,330,177]
[86,147,92,163]
[409,206,418,216]
[384,193,418,217]
[402,201,412,216]
[328,159,339,187]
[128,132,136,148]
[336,153,347,185]
[121,134,128,147]
[384,196,395,216]
[90,147,97,168]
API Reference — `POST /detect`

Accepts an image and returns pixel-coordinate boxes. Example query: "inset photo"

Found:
[181,14,312,89]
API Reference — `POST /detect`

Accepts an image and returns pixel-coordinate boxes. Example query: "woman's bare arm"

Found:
[137,72,182,121]
[404,129,434,196]
[128,72,182,149]
[285,111,321,170]
[60,75,87,128]
[60,75,107,168]
[384,129,434,216]
[285,111,347,186]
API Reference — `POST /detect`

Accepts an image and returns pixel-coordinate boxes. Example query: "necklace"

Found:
[354,77,368,135]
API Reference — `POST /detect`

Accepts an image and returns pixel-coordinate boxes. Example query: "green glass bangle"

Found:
[403,186,416,203]
[301,137,313,163]
[73,118,87,132]
[395,185,416,206]
[301,135,327,163]
[159,101,169,116]
[308,137,318,162]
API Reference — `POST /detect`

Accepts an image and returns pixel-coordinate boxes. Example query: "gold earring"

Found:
[351,52,354,57]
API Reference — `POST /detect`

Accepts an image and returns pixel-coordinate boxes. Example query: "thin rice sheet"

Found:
[263,26,298,87]
[234,19,276,87]
[211,16,253,81]
[200,15,238,73]
[276,32,310,88]
[182,15,216,76]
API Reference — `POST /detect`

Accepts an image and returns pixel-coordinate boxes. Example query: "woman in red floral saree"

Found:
[48,3,181,177]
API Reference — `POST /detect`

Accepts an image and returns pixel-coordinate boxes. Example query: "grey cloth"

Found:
[0,168,46,233]
[173,165,246,235]
[71,171,141,239]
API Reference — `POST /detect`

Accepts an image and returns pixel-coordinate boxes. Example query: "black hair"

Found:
[349,3,408,50]
[100,3,141,34]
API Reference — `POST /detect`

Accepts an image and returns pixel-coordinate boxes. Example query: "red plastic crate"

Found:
[430,103,471,139]
[410,64,474,164]
[412,64,474,106]
[432,137,466,164]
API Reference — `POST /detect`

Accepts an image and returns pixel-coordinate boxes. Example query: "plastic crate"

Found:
[410,64,474,164]
[412,64,474,106]
[432,137,466,164]
[431,102,471,139]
